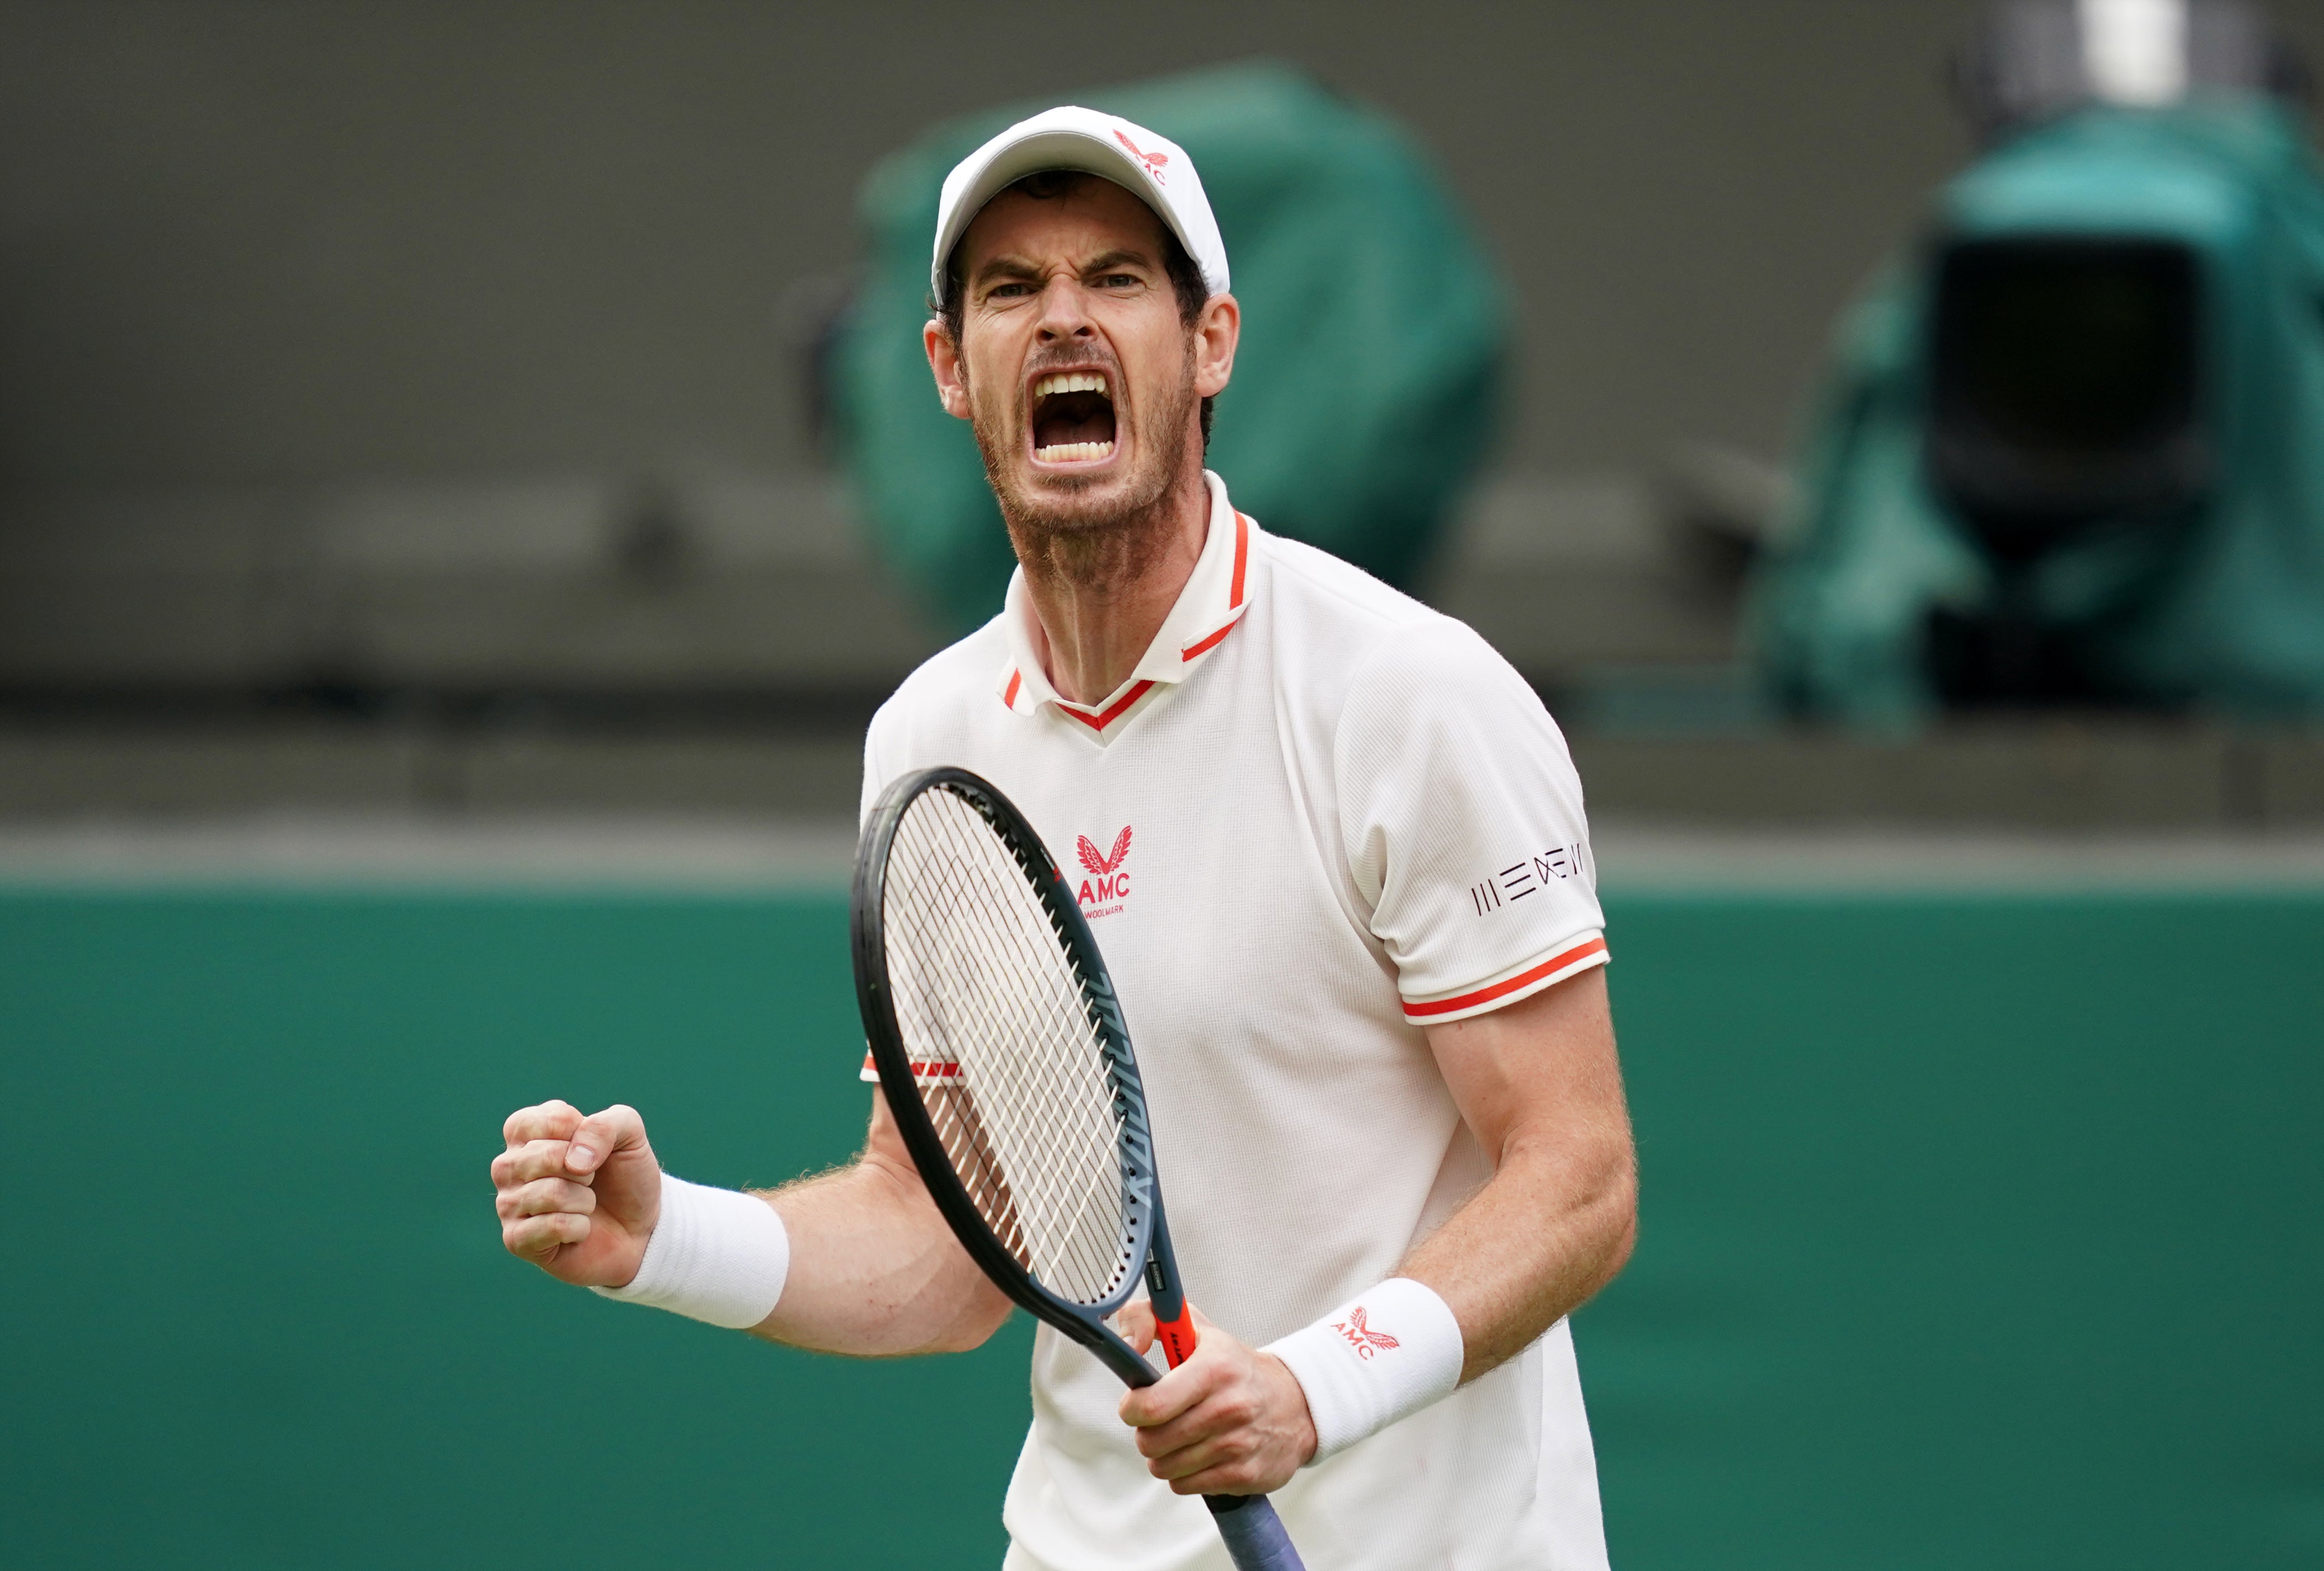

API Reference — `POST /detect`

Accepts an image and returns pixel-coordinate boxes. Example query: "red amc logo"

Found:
[1112,128,1169,182]
[1332,1305,1400,1361]
[1075,826,1133,914]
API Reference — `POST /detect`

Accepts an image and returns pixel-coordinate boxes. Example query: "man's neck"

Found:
[1011,466,1211,706]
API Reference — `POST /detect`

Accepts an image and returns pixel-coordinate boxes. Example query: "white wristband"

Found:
[1264,1277,1465,1464]
[589,1172,790,1330]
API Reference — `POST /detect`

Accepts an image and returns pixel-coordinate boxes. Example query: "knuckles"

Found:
[494,1139,575,1186]
[502,1100,581,1145]
[500,1208,589,1260]
[500,1219,552,1259]
[494,1179,593,1221]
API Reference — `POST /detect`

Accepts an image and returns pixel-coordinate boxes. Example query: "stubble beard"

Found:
[966,343,1203,594]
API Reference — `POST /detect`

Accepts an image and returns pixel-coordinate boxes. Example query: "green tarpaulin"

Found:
[1755,101,2324,726]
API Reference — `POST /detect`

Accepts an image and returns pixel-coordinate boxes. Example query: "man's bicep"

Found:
[1422,966,1625,1165]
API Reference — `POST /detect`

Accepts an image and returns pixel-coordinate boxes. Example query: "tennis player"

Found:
[493,106,1636,1570]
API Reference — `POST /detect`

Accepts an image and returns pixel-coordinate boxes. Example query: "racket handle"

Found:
[1154,1303,1200,1369]
[1206,1494,1306,1571]
[1154,1308,1309,1569]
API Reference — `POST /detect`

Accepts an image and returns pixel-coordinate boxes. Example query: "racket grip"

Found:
[1154,1304,1200,1369]
[1206,1495,1306,1571]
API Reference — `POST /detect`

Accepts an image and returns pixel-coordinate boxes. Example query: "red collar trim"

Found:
[1176,512,1252,663]
[1054,678,1156,733]
[1001,508,1252,731]
[1180,622,1236,661]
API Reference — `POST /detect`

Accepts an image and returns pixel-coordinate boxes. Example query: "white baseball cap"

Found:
[930,105,1230,306]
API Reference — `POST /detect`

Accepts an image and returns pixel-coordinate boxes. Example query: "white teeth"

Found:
[1033,375,1112,462]
[1035,440,1116,464]
[1033,372,1109,399]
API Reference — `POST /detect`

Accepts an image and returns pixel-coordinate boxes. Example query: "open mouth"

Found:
[1029,372,1117,465]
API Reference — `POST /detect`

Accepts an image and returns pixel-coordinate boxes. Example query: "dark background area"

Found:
[3,3,2323,828]
[0,0,2140,485]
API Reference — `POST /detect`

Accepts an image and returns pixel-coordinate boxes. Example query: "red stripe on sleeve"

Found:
[1402,937,1608,1020]
[863,1052,964,1079]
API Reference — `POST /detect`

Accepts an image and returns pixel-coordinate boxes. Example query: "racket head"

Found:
[852,766,1160,1387]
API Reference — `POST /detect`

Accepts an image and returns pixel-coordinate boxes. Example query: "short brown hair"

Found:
[936,170,1215,448]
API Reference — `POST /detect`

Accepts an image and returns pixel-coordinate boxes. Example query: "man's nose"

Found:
[1034,274,1094,342]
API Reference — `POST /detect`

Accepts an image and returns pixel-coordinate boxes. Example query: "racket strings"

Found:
[892,803,1128,1300]
[882,785,1138,1307]
[896,794,1124,1283]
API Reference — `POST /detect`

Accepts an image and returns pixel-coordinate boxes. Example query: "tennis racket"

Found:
[852,766,1307,1571]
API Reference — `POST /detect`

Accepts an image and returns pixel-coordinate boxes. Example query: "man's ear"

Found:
[924,319,973,422]
[1192,293,1240,400]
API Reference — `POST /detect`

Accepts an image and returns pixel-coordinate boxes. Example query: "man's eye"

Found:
[1102,274,1139,288]
[990,283,1034,299]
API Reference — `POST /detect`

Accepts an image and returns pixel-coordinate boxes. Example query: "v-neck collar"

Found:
[995,470,1253,740]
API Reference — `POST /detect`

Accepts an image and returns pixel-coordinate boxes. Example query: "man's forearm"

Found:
[753,1150,1013,1357]
[1408,968,1637,1383]
[1399,1121,1637,1382]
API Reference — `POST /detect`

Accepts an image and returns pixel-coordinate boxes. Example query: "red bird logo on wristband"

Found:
[1333,1305,1401,1360]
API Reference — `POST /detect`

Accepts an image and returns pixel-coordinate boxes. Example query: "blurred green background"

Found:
[3,885,2316,1568]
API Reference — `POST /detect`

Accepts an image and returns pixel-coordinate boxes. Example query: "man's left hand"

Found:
[1116,1302,1316,1495]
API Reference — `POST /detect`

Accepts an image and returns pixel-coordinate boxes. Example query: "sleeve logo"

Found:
[1332,1305,1400,1360]
[1075,826,1133,917]
[1469,842,1589,915]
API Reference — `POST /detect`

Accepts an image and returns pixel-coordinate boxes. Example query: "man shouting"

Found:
[492,106,1636,1570]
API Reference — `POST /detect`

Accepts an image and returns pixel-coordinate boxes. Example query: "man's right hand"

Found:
[492,1100,662,1287]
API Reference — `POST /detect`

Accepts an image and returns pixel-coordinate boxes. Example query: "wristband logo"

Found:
[1075,826,1133,919]
[1332,1305,1401,1361]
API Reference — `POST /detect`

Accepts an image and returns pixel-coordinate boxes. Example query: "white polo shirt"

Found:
[858,472,1612,1571]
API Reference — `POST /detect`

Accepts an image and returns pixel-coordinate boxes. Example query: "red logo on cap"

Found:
[1113,128,1169,183]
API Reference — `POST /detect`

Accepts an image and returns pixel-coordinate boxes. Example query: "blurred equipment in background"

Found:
[820,62,1511,634]
[1755,0,2324,727]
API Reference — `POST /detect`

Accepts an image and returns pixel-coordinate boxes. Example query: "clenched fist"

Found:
[491,1100,661,1287]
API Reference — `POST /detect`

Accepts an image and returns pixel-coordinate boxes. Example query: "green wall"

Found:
[2,888,2317,1568]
